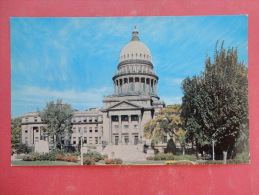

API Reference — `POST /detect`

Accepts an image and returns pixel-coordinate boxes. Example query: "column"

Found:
[109,117,112,144]
[129,115,132,144]
[119,115,122,144]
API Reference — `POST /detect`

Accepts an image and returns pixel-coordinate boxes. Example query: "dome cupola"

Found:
[119,26,152,63]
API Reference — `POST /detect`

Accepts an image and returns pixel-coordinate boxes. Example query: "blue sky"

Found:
[11,16,248,118]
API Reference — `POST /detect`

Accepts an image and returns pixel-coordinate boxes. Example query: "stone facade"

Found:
[21,27,165,150]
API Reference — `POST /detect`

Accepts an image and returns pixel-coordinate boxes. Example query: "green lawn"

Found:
[12,160,80,166]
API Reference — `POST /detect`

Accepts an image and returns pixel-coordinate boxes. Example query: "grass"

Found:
[12,160,80,166]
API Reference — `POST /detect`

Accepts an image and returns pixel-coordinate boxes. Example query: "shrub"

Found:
[62,156,77,163]
[83,157,96,165]
[104,158,123,165]
[165,160,196,165]
[146,156,154,160]
[233,152,250,163]
[22,152,40,161]
[16,143,32,155]
[153,153,196,161]
[83,152,105,162]
[197,160,224,165]
[55,154,64,161]
[114,158,123,164]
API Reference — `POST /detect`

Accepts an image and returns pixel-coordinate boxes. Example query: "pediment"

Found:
[108,101,142,110]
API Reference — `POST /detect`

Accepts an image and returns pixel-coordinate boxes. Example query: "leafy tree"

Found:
[181,42,248,158]
[11,117,22,150]
[39,99,74,149]
[144,104,185,154]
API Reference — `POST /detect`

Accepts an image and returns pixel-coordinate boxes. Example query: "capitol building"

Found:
[21,27,165,159]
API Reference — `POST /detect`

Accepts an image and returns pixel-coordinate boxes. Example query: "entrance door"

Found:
[115,136,119,145]
[124,136,129,145]
[134,136,138,145]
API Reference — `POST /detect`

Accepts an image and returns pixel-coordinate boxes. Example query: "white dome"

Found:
[119,28,152,63]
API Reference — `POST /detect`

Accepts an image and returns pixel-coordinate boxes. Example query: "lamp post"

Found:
[80,131,83,165]
[212,139,216,161]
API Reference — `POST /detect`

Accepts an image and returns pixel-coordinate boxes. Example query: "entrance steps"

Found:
[101,144,146,161]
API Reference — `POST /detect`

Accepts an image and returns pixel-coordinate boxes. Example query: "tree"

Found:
[39,99,74,149]
[11,117,22,150]
[181,42,248,158]
[144,104,185,154]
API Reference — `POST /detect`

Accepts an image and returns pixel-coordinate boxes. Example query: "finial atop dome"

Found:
[131,26,140,41]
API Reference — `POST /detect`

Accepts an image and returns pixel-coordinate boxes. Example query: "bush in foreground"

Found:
[150,153,196,161]
[83,158,96,165]
[165,160,196,165]
[104,158,123,165]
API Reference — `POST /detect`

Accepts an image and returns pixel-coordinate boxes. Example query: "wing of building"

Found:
[21,27,165,154]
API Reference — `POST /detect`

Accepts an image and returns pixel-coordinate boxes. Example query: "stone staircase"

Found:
[101,144,147,161]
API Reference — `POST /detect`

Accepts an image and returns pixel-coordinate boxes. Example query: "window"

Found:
[25,130,28,133]
[78,117,81,123]
[94,118,98,122]
[25,117,28,122]
[78,127,81,133]
[95,137,98,144]
[95,127,98,132]
[121,115,128,121]
[84,127,87,133]
[134,125,139,129]
[83,118,87,122]
[73,137,76,144]
[112,116,119,121]
[131,115,139,121]
[89,127,92,133]
[34,117,37,122]
[89,118,92,122]
[84,137,87,144]
[124,125,129,129]
[114,125,119,129]
[36,129,39,133]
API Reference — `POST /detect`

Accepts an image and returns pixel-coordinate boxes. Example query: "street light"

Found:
[212,139,217,161]
[80,131,83,165]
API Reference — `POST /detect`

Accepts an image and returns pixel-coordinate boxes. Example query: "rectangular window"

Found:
[112,116,119,121]
[83,118,87,122]
[131,115,139,121]
[78,117,81,123]
[84,127,87,133]
[95,127,98,132]
[34,117,37,122]
[78,127,81,133]
[114,125,119,129]
[124,125,129,129]
[25,130,28,133]
[89,118,92,122]
[134,125,139,129]
[89,127,92,133]
[25,117,28,122]
[95,137,98,144]
[94,118,98,122]
[73,137,76,144]
[84,137,87,144]
[121,115,129,121]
